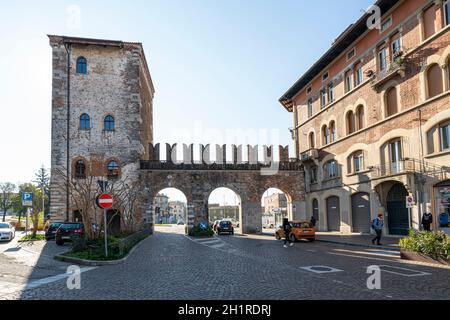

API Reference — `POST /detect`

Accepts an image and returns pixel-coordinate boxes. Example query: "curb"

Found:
[316,238,400,252]
[54,236,149,266]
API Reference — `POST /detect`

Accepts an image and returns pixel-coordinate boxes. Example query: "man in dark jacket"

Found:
[282,218,293,248]
[422,212,433,231]
[310,216,317,228]
[371,214,384,246]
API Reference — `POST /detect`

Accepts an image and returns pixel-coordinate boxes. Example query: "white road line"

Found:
[334,248,400,258]
[377,265,431,277]
[0,267,97,295]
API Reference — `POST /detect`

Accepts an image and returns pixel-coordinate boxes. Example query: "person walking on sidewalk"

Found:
[422,211,433,232]
[371,214,384,246]
[282,218,293,248]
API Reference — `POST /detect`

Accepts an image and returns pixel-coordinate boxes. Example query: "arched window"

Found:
[329,121,336,143]
[427,64,443,98]
[346,111,355,134]
[76,57,87,74]
[445,0,450,26]
[104,115,115,131]
[355,105,365,130]
[107,160,119,178]
[440,120,450,151]
[324,160,339,179]
[79,113,90,130]
[322,125,330,146]
[386,87,398,117]
[309,132,315,149]
[75,160,86,179]
[347,151,364,174]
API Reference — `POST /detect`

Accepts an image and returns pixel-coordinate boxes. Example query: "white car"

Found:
[0,222,15,242]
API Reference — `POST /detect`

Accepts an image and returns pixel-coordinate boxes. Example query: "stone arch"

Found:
[152,187,189,227]
[207,186,243,231]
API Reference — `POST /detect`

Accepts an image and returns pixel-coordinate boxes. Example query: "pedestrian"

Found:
[282,218,293,248]
[310,216,317,228]
[371,214,384,246]
[421,211,433,232]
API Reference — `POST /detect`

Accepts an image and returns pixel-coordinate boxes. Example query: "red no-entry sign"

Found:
[97,193,114,209]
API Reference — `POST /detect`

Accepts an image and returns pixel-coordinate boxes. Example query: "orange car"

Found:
[275,221,316,242]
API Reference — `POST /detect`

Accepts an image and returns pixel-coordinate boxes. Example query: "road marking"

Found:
[300,266,344,274]
[329,251,400,263]
[334,248,400,258]
[0,267,97,295]
[377,265,431,277]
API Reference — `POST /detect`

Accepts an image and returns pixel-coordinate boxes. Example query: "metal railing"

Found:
[370,158,449,179]
[371,58,406,87]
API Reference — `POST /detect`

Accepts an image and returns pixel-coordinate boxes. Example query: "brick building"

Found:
[48,35,154,230]
[280,0,450,235]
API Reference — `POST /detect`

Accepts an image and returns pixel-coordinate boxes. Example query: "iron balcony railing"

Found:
[370,158,449,179]
[371,58,406,89]
[140,160,303,172]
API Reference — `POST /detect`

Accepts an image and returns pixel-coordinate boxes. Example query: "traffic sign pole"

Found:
[96,193,113,258]
[104,208,108,258]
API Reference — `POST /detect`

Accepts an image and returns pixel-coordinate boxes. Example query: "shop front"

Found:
[434,180,450,234]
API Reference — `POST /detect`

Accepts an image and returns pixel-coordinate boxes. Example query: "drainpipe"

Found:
[417,108,425,229]
[64,42,72,222]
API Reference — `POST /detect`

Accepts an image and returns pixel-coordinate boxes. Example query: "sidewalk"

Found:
[315,232,402,251]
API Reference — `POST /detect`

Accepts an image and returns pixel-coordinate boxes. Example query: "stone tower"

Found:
[48,35,154,224]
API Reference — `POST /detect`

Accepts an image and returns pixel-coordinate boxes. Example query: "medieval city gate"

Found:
[140,144,306,234]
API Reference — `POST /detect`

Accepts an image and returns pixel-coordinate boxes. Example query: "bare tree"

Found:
[53,165,144,239]
[108,177,144,233]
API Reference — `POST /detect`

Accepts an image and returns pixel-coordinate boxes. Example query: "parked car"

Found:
[275,221,315,242]
[212,220,221,232]
[217,220,234,235]
[55,222,85,246]
[0,222,15,242]
[45,221,64,241]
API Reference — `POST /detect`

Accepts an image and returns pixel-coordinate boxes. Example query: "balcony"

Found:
[300,149,319,164]
[370,57,406,91]
[369,159,447,179]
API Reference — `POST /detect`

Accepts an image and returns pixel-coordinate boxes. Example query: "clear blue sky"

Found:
[0,0,374,185]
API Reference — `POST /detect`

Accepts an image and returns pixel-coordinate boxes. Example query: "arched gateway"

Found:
[140,144,306,234]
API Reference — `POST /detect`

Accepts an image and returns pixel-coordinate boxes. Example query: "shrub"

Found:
[188,225,214,237]
[20,234,46,242]
[400,230,450,260]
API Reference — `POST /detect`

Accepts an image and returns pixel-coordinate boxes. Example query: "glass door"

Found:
[389,140,403,174]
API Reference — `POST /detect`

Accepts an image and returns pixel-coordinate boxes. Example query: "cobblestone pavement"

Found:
[2,227,450,300]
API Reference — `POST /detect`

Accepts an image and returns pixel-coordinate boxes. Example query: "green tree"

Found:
[0,182,16,222]
[33,166,50,216]
[11,183,48,237]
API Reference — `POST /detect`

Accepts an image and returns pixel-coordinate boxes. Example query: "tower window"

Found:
[104,115,115,131]
[76,57,87,74]
[80,113,90,130]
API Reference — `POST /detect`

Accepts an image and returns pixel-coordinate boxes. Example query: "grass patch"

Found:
[19,234,46,242]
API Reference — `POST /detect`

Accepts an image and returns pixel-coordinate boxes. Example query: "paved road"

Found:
[1,226,450,300]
